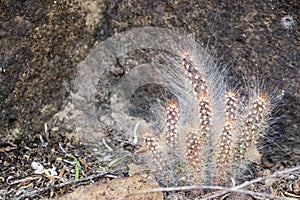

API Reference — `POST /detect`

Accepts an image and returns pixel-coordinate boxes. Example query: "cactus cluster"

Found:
[140,50,271,188]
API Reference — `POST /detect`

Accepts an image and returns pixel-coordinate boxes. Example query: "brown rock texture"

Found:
[53,175,163,200]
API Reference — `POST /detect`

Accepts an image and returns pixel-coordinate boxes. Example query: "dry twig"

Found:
[124,165,300,199]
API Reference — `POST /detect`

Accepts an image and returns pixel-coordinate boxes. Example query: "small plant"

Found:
[141,50,271,188]
[72,27,274,195]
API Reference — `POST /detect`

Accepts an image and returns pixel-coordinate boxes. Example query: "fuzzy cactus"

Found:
[140,50,271,188]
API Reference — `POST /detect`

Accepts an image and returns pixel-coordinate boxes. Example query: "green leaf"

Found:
[66,154,82,180]
[108,154,129,168]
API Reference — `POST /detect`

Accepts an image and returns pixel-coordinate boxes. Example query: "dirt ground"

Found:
[1,0,299,199]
